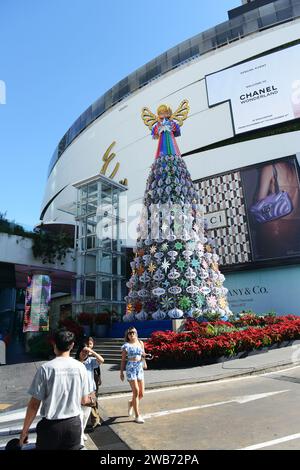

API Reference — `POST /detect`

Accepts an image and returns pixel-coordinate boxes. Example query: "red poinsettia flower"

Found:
[145,315,300,364]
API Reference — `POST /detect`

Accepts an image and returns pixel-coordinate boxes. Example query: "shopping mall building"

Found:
[2,0,300,342]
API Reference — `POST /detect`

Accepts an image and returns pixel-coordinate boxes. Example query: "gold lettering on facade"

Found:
[100,141,119,178]
[109,162,120,179]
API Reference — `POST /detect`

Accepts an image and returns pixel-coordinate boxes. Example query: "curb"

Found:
[99,358,300,396]
[0,425,37,437]
[92,358,300,450]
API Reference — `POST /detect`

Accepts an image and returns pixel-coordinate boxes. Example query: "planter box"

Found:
[269,342,280,350]
[148,341,295,369]
[247,347,269,357]
[216,351,247,363]
[279,340,292,347]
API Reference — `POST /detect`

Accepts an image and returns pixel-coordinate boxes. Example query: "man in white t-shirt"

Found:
[19,329,90,450]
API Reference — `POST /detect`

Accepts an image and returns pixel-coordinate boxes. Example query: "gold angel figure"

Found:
[141,100,189,158]
[141,99,189,130]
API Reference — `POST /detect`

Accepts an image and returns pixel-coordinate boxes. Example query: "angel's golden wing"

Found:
[170,99,190,126]
[141,107,158,130]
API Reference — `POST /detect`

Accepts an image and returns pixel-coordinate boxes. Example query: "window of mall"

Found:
[73,174,127,331]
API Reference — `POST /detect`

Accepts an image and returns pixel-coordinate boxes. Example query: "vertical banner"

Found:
[23,274,51,332]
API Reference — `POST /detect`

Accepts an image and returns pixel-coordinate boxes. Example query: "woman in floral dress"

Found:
[120,327,146,423]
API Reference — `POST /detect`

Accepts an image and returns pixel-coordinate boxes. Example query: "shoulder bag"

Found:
[139,340,147,370]
[250,164,293,223]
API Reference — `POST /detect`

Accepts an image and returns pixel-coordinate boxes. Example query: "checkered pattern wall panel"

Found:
[194,171,252,266]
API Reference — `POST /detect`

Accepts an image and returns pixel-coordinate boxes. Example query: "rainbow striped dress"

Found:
[151,118,181,158]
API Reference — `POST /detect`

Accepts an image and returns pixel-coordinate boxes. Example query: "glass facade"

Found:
[48,0,300,177]
[73,175,127,323]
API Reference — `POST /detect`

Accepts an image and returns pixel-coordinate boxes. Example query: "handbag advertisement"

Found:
[241,154,300,261]
[196,153,300,267]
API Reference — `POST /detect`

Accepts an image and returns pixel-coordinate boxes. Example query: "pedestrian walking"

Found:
[76,336,104,444]
[91,340,103,429]
[19,328,90,450]
[120,327,147,424]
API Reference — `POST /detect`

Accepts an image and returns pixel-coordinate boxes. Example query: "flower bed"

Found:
[145,315,300,367]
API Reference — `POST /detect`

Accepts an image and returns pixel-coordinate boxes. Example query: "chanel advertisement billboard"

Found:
[206,44,300,134]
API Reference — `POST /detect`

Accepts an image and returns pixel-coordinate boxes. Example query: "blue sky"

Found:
[0,0,240,229]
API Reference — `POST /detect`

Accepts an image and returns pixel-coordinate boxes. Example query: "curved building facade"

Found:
[41,0,300,315]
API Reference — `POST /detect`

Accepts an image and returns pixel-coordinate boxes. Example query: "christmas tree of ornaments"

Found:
[123,100,232,322]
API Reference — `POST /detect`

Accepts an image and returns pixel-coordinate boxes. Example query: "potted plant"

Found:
[94,312,110,338]
[77,312,95,336]
[32,226,73,265]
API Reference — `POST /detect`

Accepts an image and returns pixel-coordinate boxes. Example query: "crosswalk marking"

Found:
[142,390,289,420]
[0,409,38,424]
[0,409,94,450]
[239,433,300,450]
[0,407,38,449]
[101,365,300,401]
[0,404,11,411]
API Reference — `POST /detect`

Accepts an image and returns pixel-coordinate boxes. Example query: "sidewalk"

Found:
[1,340,300,409]
[99,339,300,394]
[1,340,300,450]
